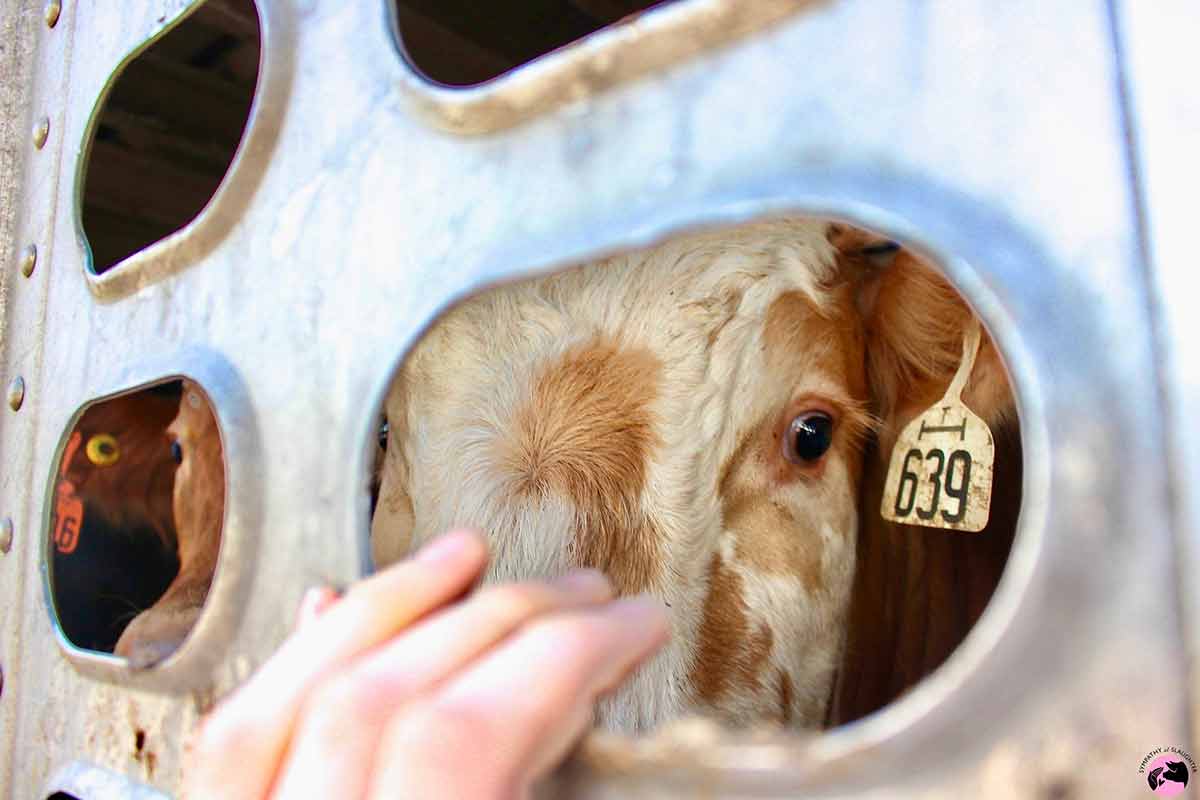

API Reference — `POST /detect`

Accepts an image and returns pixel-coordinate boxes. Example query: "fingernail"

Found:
[295,586,337,628]
[554,569,613,598]
[416,529,480,564]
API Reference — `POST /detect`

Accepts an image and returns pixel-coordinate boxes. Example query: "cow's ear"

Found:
[831,228,1015,437]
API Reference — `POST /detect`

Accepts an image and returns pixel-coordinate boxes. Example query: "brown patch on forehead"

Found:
[690,554,775,705]
[763,289,867,403]
[504,339,663,594]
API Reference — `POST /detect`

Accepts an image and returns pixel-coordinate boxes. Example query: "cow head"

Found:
[372,218,1015,731]
[60,388,181,549]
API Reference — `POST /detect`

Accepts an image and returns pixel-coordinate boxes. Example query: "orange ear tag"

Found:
[54,480,84,554]
[880,322,995,532]
[54,431,85,554]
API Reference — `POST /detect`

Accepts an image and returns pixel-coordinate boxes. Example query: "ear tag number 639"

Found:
[880,322,995,533]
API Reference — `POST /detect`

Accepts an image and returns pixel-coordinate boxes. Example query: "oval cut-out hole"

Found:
[394,0,676,86]
[80,0,260,273]
[368,216,1023,732]
[50,379,226,669]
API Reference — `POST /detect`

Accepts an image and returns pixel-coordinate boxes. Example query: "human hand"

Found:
[184,529,669,799]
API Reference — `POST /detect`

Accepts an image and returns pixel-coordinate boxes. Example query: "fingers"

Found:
[270,570,615,799]
[370,596,670,799]
[294,586,342,630]
[185,530,488,800]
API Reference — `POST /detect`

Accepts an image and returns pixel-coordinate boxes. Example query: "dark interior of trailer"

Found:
[80,0,671,272]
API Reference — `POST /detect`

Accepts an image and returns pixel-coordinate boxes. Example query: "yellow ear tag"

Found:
[85,433,121,466]
[880,322,995,532]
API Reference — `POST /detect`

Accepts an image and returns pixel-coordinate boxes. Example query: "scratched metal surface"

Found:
[0,0,1191,797]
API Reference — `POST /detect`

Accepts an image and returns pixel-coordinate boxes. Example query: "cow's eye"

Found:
[85,433,121,466]
[170,440,183,465]
[784,412,834,464]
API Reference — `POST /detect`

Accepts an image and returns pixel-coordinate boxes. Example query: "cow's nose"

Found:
[114,609,196,669]
[121,636,182,670]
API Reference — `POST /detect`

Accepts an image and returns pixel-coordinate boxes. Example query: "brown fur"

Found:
[708,234,1018,723]
[501,339,664,594]
[727,493,824,590]
[863,250,1013,439]
[706,286,875,698]
[114,381,225,668]
[720,422,825,590]
[690,554,775,705]
[762,289,870,410]
[372,218,1019,729]
[61,390,180,548]
[829,241,1019,723]
[778,669,795,724]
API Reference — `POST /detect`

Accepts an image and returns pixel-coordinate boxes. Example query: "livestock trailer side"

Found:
[0,0,1195,797]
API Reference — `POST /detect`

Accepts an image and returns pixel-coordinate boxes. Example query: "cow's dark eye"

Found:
[784,412,834,464]
[378,420,389,451]
[170,440,183,464]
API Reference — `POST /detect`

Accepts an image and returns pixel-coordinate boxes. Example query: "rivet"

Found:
[33,117,49,150]
[7,377,24,411]
[44,0,61,28]
[0,518,11,554]
[19,244,36,278]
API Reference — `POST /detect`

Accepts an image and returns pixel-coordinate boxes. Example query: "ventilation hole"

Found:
[368,216,1022,731]
[48,794,83,800]
[50,379,226,669]
[80,0,260,273]
[393,0,675,86]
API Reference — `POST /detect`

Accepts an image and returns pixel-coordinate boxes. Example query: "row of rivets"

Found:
[3,4,61,558]
[0,21,58,715]
[0,0,48,697]
[0,5,60,584]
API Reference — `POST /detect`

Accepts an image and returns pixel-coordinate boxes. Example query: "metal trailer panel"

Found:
[0,0,1192,796]
[1115,0,1200,763]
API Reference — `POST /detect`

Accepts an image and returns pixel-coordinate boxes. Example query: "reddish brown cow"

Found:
[114,380,226,668]
[58,388,181,550]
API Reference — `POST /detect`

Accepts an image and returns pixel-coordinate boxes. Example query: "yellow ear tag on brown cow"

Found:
[880,322,994,532]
